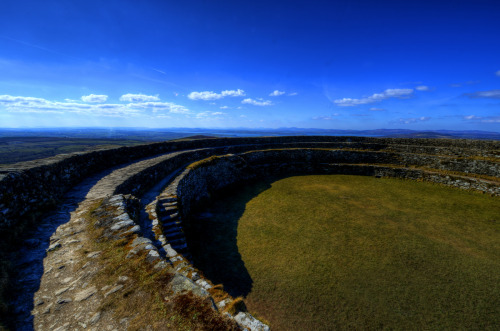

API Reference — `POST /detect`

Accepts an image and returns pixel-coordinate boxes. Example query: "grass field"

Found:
[188,175,500,330]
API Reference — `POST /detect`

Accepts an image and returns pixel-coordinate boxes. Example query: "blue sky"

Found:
[0,0,499,130]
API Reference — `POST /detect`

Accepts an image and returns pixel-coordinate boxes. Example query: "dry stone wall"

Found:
[171,148,500,223]
[0,136,499,330]
[1,136,499,233]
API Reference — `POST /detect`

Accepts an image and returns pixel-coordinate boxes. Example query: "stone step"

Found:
[158,196,177,203]
[160,213,179,223]
[167,238,186,246]
[162,206,178,215]
[162,220,182,228]
[165,231,184,240]
[161,201,177,208]
[163,226,183,235]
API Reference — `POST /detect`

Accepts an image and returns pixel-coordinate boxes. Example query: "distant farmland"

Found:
[0,137,144,164]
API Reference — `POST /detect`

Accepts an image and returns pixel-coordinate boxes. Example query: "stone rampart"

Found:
[171,149,500,222]
[1,136,498,233]
[1,136,499,330]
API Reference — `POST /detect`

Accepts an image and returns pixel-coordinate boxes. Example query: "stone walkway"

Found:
[10,151,184,330]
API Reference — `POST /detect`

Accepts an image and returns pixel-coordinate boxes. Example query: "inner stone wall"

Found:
[173,149,500,222]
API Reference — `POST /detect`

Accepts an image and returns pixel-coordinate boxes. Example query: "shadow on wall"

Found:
[185,179,273,298]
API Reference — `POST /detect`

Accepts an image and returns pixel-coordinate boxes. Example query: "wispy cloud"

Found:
[312,115,334,120]
[415,85,430,91]
[241,98,273,106]
[120,93,160,102]
[464,89,500,99]
[397,116,431,124]
[0,94,189,116]
[451,81,481,88]
[152,68,167,75]
[188,89,245,100]
[126,101,189,113]
[496,70,500,77]
[334,88,414,107]
[221,89,245,97]
[269,90,285,97]
[195,111,226,118]
[81,94,108,103]
[288,92,298,96]
[188,91,220,100]
[369,107,386,111]
[464,115,500,123]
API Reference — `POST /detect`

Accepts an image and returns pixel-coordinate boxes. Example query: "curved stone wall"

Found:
[1,136,499,330]
[169,148,500,223]
[1,136,498,232]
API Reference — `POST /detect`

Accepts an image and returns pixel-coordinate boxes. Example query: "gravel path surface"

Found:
[10,151,183,330]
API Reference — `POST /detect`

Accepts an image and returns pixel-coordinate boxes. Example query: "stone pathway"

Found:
[9,151,185,330]
[31,199,128,331]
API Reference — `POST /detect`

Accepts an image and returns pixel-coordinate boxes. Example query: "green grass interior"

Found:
[188,175,500,330]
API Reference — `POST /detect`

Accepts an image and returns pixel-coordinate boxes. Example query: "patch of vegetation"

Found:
[0,137,145,165]
[189,175,500,330]
[81,200,238,330]
[187,155,230,170]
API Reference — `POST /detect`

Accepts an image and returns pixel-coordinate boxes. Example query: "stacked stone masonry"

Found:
[1,136,499,330]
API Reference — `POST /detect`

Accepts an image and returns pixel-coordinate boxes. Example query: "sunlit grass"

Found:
[189,175,500,330]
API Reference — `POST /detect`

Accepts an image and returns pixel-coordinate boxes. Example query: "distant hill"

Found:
[384,131,459,139]
[0,127,499,142]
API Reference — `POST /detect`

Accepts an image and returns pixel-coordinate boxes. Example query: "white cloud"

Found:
[81,94,108,103]
[126,101,189,113]
[0,95,47,104]
[195,111,226,118]
[221,89,245,97]
[0,94,189,116]
[415,86,430,91]
[464,89,500,99]
[241,98,273,106]
[188,89,246,100]
[269,90,285,97]
[188,91,221,100]
[288,92,298,96]
[464,115,500,123]
[398,116,431,124]
[369,107,385,111]
[220,106,230,109]
[334,88,414,107]
[120,93,160,102]
[312,116,334,120]
[496,70,500,76]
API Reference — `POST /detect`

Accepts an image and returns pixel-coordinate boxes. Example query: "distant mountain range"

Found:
[0,127,499,141]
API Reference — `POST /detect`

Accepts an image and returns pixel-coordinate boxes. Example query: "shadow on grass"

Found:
[185,179,274,298]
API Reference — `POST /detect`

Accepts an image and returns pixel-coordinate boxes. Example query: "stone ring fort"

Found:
[0,136,499,330]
